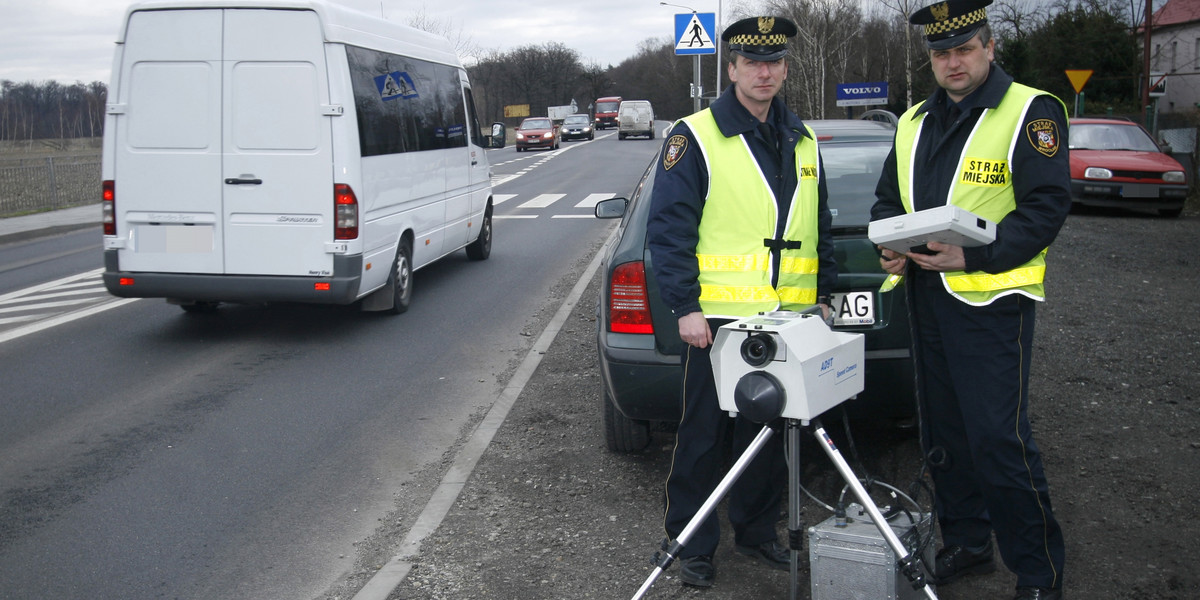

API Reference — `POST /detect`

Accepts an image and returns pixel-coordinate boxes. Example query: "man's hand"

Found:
[677,312,712,349]
[879,247,907,275]
[906,241,966,272]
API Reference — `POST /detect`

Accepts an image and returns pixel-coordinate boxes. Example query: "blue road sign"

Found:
[835,82,888,107]
[674,13,717,56]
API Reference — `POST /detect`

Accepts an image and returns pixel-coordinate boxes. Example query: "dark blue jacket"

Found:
[646,86,836,318]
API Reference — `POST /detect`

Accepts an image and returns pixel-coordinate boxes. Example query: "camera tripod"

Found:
[630,417,938,600]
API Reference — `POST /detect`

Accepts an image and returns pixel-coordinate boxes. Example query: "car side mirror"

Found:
[488,122,506,148]
[594,197,628,219]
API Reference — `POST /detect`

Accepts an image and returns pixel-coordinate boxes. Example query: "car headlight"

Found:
[1163,170,1185,183]
[516,133,525,140]
[1084,167,1113,179]
[543,132,553,139]
[583,126,592,132]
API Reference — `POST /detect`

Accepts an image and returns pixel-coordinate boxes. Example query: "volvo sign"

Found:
[836,82,888,107]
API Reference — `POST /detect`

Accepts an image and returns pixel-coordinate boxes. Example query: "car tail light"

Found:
[609,261,654,334]
[102,180,115,236]
[334,184,358,240]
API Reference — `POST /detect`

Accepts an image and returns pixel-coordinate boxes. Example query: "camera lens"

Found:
[740,333,776,367]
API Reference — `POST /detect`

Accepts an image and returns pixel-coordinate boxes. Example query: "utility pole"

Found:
[1142,0,1153,127]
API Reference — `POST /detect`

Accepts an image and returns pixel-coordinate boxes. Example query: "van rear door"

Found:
[221,9,334,276]
[113,7,334,277]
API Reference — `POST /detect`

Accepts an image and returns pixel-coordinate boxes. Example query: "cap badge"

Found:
[758,17,774,34]
[931,3,950,21]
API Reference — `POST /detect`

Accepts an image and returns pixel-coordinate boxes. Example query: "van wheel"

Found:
[601,385,651,453]
[386,240,413,315]
[466,209,492,260]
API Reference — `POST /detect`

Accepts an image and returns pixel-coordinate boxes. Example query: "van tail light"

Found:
[609,261,654,334]
[334,184,358,240]
[102,180,115,236]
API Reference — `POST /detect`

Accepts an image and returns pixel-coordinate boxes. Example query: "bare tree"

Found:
[876,0,923,107]
[403,4,481,63]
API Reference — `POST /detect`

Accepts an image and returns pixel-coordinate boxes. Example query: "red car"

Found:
[1068,117,1188,217]
[515,117,559,152]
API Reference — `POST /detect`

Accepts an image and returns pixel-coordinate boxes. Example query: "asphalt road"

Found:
[0,130,662,599]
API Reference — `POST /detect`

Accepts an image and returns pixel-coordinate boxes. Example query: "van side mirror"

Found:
[487,122,506,148]
[594,197,628,219]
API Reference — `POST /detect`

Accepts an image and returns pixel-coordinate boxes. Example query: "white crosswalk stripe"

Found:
[517,193,567,209]
[0,268,135,344]
[574,193,615,209]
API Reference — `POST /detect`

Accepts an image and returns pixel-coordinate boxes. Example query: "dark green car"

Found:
[594,119,915,452]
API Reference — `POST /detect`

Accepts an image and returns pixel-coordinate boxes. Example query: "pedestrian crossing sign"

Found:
[375,71,418,102]
[674,13,716,55]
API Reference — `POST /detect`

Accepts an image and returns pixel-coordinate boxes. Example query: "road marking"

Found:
[517,193,566,209]
[0,267,104,303]
[492,194,517,205]
[574,193,614,208]
[0,297,139,344]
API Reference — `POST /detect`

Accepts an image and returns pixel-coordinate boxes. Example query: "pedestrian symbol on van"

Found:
[375,71,418,101]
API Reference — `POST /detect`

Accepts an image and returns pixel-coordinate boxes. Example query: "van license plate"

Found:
[829,291,875,326]
[137,225,214,253]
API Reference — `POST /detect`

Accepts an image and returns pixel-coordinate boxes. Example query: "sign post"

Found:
[673,12,716,113]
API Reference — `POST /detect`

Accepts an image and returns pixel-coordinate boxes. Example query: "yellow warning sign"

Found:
[1065,70,1093,94]
[504,104,530,118]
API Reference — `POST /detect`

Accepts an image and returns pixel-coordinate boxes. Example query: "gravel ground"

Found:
[326,202,1200,600]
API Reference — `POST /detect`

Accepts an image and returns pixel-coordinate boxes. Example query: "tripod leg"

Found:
[787,420,802,600]
[812,421,939,600]
[631,424,776,600]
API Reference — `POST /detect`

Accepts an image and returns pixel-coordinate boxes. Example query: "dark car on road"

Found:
[561,114,595,141]
[515,117,559,151]
[1068,117,1188,218]
[594,120,914,452]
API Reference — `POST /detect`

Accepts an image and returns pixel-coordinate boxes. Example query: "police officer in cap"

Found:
[870,1,1068,599]
[646,15,836,588]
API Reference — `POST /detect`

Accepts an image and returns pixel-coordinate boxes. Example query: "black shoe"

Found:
[679,555,715,587]
[933,541,996,584]
[734,540,790,571]
[1014,587,1062,600]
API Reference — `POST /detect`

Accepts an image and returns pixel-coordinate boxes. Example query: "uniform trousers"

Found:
[910,270,1065,589]
[663,319,787,558]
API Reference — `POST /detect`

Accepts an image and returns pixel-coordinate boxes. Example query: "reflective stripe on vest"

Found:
[683,110,822,317]
[894,83,1066,306]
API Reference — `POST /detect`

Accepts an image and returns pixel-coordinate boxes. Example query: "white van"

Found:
[617,100,655,140]
[100,0,505,314]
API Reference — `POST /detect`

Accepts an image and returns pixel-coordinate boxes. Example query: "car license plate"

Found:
[829,291,875,326]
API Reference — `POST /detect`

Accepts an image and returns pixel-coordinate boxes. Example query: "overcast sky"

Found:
[0,0,723,85]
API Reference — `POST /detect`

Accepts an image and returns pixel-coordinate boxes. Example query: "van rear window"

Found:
[347,46,468,157]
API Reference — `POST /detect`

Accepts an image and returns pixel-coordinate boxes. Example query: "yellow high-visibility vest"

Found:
[894,83,1066,306]
[682,111,822,318]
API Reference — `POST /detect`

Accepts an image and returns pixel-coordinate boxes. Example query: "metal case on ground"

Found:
[808,505,935,600]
